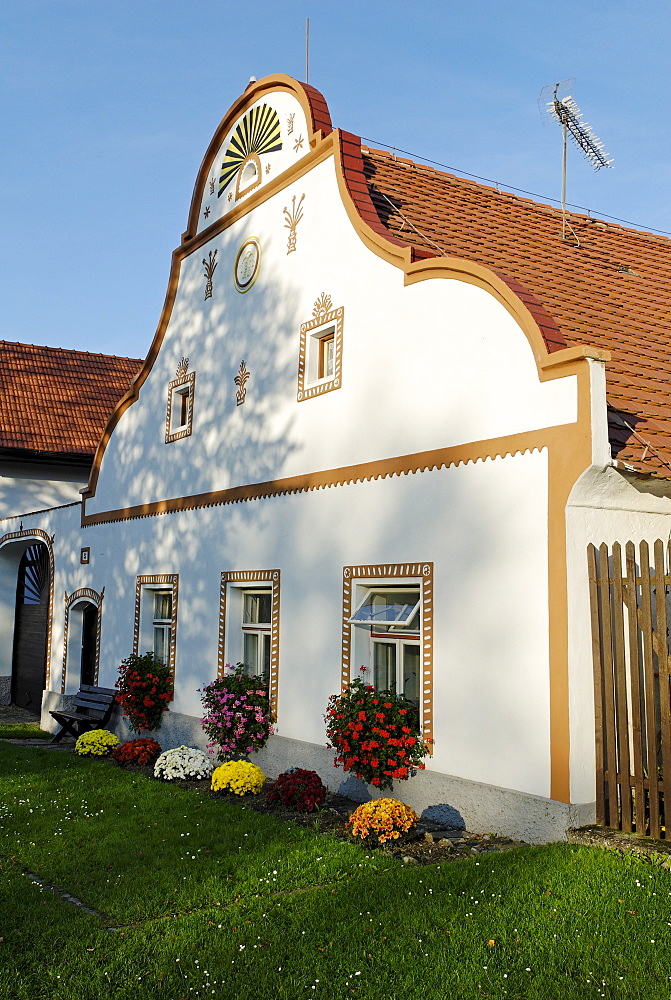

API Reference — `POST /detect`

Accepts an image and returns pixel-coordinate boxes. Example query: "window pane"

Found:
[154,625,170,666]
[262,634,271,683]
[243,591,271,624]
[321,336,334,378]
[243,633,258,674]
[373,642,396,694]
[402,644,420,706]
[351,589,420,627]
[154,592,172,621]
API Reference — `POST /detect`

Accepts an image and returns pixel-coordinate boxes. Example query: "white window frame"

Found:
[349,584,421,705]
[239,588,272,682]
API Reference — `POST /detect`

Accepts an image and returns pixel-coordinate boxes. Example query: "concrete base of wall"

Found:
[0,675,11,706]
[40,697,595,844]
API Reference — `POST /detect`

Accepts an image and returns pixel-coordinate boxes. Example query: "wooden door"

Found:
[11,544,50,715]
[80,603,98,687]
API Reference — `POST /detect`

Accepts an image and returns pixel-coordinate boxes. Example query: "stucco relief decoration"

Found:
[202,250,218,300]
[234,237,261,293]
[175,357,190,380]
[313,292,332,322]
[293,135,304,153]
[283,194,305,254]
[235,360,251,406]
[218,103,282,202]
[286,113,295,135]
[209,177,215,195]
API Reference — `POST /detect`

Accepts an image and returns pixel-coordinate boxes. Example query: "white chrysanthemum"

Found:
[154,746,214,781]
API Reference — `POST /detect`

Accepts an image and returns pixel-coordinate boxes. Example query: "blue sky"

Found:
[2,0,669,358]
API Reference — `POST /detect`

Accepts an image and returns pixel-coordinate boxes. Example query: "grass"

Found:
[2,743,671,999]
[0,722,51,740]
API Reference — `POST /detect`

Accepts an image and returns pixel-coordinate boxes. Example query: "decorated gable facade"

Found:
[4,75,671,842]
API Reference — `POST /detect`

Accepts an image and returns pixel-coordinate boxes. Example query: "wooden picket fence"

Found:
[588,540,671,839]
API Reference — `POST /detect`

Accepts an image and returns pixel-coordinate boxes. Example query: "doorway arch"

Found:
[0,529,55,715]
[62,588,103,693]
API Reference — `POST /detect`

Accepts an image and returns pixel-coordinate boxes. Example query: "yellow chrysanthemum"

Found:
[211,760,265,795]
[75,729,120,756]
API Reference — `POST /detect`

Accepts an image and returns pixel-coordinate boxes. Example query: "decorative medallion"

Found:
[287,113,295,135]
[283,193,305,255]
[175,357,190,379]
[234,238,261,293]
[235,360,251,406]
[202,250,218,300]
[218,104,282,200]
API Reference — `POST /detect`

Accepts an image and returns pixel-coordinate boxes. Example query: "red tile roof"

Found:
[361,146,671,479]
[0,341,141,458]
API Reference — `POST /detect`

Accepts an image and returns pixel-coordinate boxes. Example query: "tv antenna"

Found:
[539,79,613,242]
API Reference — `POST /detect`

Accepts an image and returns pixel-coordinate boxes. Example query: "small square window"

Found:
[165,372,196,442]
[297,304,343,401]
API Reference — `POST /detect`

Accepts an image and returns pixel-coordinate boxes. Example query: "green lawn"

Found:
[1,742,671,999]
[0,722,51,740]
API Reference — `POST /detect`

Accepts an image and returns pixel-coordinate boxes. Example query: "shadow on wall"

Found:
[101,220,303,510]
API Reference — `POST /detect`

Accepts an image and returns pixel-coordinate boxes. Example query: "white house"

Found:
[3,74,671,843]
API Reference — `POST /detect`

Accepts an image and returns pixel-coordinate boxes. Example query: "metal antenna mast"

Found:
[305,18,310,83]
[539,80,613,241]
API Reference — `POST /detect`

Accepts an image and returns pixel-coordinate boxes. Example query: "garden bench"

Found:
[49,684,117,743]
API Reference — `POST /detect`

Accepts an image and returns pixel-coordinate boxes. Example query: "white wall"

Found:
[88,153,577,517]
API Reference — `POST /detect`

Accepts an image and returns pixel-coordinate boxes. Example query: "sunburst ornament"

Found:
[218,104,282,200]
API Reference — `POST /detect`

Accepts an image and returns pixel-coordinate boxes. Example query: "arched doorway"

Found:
[10,542,51,714]
[80,603,98,687]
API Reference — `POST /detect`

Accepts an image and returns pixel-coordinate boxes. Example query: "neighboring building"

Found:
[3,74,671,842]
[0,341,141,710]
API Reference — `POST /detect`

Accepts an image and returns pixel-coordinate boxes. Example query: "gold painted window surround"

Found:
[165,362,196,443]
[218,569,280,719]
[297,294,344,401]
[342,563,433,746]
[133,574,179,685]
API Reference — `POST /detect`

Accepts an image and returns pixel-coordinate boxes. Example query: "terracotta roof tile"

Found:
[0,341,141,458]
[361,146,671,479]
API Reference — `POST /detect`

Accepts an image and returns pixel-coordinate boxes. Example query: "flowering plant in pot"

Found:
[200,664,273,759]
[154,746,214,781]
[116,652,173,732]
[112,737,163,766]
[325,673,431,790]
[265,768,327,813]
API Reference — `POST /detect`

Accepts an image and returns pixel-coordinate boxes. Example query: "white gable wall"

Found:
[87,155,576,516]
